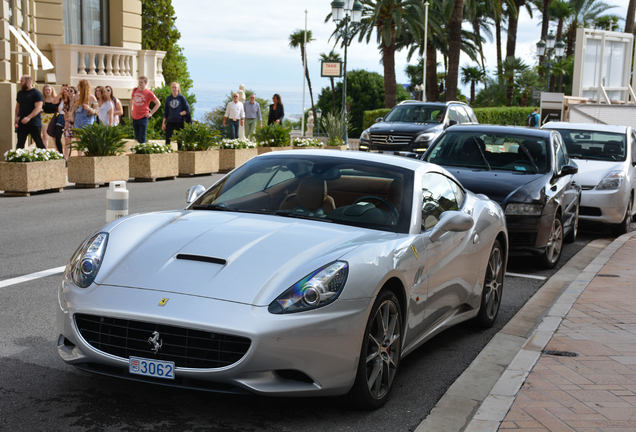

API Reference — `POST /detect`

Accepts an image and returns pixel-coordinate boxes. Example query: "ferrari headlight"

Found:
[596,170,625,190]
[505,203,544,216]
[268,261,348,314]
[360,130,371,141]
[65,232,108,288]
[415,132,436,143]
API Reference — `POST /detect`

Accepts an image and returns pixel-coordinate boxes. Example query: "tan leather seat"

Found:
[279,177,336,213]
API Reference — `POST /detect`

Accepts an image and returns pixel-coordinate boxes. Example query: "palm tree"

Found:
[346,0,426,108]
[625,0,636,33]
[446,0,465,101]
[594,15,623,30]
[499,56,529,105]
[461,65,486,103]
[505,0,532,104]
[319,50,342,113]
[564,0,617,57]
[289,30,316,115]
[516,68,542,106]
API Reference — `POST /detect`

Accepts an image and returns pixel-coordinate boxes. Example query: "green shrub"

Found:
[254,123,291,147]
[473,107,535,126]
[4,148,63,162]
[172,122,220,151]
[130,142,174,154]
[362,109,391,131]
[322,112,350,144]
[71,123,127,156]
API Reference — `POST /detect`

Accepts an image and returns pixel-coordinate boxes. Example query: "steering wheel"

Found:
[353,195,400,221]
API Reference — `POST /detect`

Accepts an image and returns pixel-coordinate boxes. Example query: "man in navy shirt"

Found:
[14,75,45,149]
[161,82,190,149]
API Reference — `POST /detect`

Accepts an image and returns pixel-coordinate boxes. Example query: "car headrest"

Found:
[297,177,327,210]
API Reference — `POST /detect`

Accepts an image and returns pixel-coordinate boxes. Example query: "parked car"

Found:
[57,150,507,410]
[542,122,635,235]
[358,100,478,153]
[422,125,580,268]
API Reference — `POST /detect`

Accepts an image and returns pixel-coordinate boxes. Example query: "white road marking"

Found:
[505,272,547,281]
[0,266,66,289]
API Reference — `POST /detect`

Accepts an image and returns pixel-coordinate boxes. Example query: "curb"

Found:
[416,231,636,432]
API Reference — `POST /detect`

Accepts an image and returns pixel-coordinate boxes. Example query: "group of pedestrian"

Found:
[14,75,192,156]
[222,92,284,139]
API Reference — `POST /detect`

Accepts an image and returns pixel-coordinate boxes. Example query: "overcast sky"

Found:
[172,0,632,97]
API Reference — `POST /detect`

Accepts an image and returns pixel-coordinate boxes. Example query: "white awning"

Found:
[9,25,54,71]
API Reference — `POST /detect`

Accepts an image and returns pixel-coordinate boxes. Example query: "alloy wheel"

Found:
[483,245,503,321]
[365,299,400,400]
[544,217,563,265]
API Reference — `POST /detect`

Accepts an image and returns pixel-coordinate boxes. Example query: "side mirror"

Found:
[447,120,459,128]
[186,185,206,204]
[375,117,384,123]
[559,164,578,177]
[428,211,474,242]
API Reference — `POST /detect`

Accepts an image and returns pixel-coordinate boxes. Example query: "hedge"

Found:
[362,106,536,131]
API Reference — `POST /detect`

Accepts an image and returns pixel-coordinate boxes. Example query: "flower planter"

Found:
[326,145,348,150]
[178,150,220,176]
[257,146,293,155]
[67,156,129,188]
[219,148,258,172]
[128,153,178,182]
[0,160,66,196]
[293,146,324,150]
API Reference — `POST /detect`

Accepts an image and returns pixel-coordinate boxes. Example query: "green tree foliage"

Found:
[316,70,410,138]
[141,0,193,93]
[202,90,270,139]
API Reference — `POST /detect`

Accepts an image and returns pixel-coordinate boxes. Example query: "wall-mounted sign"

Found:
[321,61,342,78]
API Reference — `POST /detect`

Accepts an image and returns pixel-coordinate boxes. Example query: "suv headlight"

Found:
[596,170,625,190]
[360,130,371,141]
[65,232,108,288]
[268,261,348,314]
[415,132,436,143]
[505,204,544,216]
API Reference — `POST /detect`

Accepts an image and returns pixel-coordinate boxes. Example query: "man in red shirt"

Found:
[131,76,161,143]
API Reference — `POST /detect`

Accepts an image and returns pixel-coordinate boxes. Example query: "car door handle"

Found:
[473,233,480,244]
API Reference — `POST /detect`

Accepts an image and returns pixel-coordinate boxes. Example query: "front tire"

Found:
[345,290,402,410]
[475,240,504,328]
[612,196,632,236]
[565,202,579,243]
[538,215,563,269]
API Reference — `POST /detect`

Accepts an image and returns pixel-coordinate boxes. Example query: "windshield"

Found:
[425,131,551,173]
[384,105,446,124]
[191,155,414,233]
[554,129,626,161]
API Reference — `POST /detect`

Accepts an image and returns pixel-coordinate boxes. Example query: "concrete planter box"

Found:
[67,156,129,188]
[178,150,220,176]
[257,146,293,155]
[219,148,258,172]
[128,153,178,181]
[0,159,66,196]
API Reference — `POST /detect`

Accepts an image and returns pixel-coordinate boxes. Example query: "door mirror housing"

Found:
[428,211,474,242]
[186,185,206,204]
[559,164,578,177]
[375,117,384,123]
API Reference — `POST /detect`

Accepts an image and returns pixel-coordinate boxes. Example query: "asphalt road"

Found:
[0,178,621,432]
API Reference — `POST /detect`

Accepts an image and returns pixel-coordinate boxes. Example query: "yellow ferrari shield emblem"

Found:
[411,245,418,260]
[158,298,169,306]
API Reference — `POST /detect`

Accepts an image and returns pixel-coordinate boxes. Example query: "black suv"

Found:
[358,101,479,153]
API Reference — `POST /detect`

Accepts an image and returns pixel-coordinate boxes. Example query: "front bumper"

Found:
[504,213,554,256]
[359,139,429,153]
[57,280,371,396]
[579,188,630,225]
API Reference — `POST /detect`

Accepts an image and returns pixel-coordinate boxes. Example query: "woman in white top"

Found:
[95,86,114,126]
[105,85,122,126]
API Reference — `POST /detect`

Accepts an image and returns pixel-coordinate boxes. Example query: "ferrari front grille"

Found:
[75,314,251,369]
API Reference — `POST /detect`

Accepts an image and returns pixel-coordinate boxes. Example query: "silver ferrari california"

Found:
[57,150,508,409]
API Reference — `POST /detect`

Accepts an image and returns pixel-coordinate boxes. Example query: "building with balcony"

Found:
[0,0,166,154]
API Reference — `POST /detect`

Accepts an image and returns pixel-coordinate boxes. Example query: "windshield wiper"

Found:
[516,143,539,173]
[473,138,492,171]
[191,204,237,211]
[273,210,333,222]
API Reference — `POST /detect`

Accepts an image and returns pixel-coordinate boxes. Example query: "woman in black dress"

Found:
[267,94,285,125]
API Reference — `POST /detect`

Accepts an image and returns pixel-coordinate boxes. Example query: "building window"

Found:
[63,0,110,46]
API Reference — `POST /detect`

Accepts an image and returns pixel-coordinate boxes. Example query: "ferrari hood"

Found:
[571,159,624,188]
[445,168,548,204]
[98,210,389,305]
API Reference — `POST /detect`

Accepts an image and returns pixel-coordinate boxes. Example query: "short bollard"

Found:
[106,181,129,223]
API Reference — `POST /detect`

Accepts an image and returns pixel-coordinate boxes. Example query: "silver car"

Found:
[543,122,635,234]
[57,150,507,409]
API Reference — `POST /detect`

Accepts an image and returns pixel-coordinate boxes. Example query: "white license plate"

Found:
[129,356,175,380]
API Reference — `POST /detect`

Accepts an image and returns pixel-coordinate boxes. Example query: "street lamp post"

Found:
[331,0,362,148]
[536,31,565,92]
[316,107,322,137]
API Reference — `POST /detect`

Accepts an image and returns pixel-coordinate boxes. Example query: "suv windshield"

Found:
[384,105,446,123]
[425,131,550,173]
[191,155,414,233]
[555,130,626,161]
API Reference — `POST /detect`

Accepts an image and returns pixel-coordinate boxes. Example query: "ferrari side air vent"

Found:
[176,254,227,265]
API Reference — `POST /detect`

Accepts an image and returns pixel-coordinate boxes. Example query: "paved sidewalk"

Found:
[464,232,636,432]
